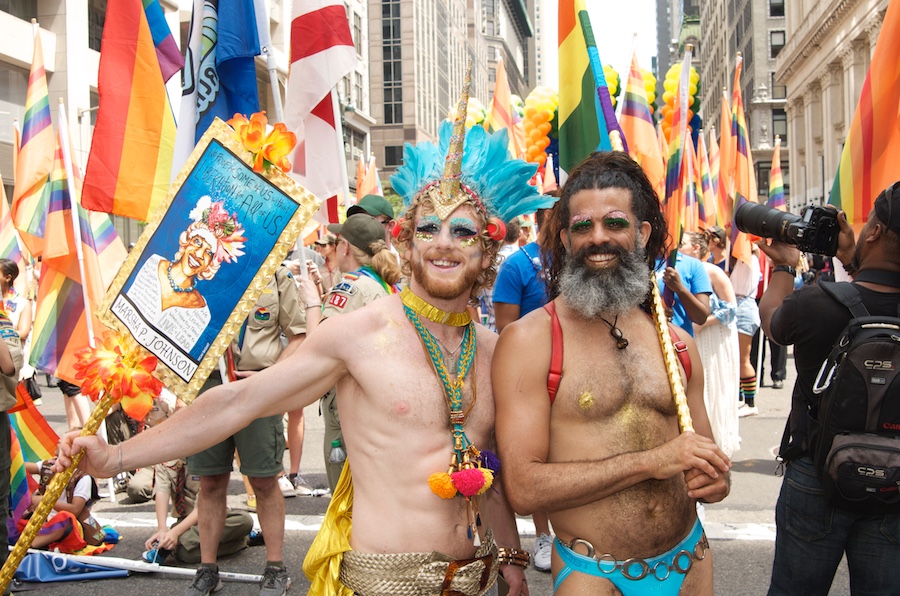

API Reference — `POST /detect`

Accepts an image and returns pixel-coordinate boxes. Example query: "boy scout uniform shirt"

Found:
[231,267,306,372]
[0,314,22,411]
[322,271,391,318]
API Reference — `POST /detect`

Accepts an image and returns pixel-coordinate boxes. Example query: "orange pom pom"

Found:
[428,473,458,499]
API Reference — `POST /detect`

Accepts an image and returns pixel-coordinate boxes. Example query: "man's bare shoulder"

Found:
[495,302,552,357]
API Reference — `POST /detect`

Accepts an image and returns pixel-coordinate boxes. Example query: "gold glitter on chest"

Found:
[577,391,595,410]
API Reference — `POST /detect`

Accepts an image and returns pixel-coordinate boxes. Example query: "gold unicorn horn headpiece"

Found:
[434,59,473,219]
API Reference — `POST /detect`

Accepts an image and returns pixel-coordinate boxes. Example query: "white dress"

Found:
[694,294,741,457]
[125,254,210,352]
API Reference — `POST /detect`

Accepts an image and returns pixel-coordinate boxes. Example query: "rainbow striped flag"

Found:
[557,0,627,176]
[0,176,23,265]
[487,57,526,159]
[9,382,58,462]
[30,107,116,385]
[663,49,693,249]
[829,2,900,223]
[82,0,176,222]
[8,424,39,541]
[141,0,184,82]
[707,127,726,228]
[698,131,716,227]
[769,136,786,211]
[11,25,54,258]
[729,55,758,265]
[717,91,733,224]
[620,51,664,200]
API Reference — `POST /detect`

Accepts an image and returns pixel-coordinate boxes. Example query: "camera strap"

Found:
[853,269,900,288]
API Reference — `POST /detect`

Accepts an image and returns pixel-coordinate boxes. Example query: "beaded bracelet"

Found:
[497,547,531,568]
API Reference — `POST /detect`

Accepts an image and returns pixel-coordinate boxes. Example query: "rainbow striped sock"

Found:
[741,376,757,407]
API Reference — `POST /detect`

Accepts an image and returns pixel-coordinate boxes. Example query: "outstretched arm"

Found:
[493,310,730,516]
[56,317,350,478]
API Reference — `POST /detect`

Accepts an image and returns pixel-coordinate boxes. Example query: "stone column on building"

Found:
[819,64,843,195]
[803,83,822,203]
[786,97,805,207]
[865,11,885,61]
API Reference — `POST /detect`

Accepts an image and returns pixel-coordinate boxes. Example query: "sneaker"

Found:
[185,565,223,596]
[259,565,291,595]
[532,533,552,572]
[246,494,257,511]
[738,404,759,417]
[772,379,785,389]
[290,473,313,496]
[142,547,172,564]
[277,475,296,498]
[248,529,265,547]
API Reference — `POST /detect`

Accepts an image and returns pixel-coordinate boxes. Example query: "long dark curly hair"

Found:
[541,152,669,302]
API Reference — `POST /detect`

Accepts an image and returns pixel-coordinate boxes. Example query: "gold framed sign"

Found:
[97,118,320,402]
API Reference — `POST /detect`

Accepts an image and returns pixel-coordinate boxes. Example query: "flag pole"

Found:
[56,100,117,502]
[253,0,284,123]
[331,89,352,210]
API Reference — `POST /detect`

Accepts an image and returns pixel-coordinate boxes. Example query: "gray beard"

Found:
[559,239,651,319]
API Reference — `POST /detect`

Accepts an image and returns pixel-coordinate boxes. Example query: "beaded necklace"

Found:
[167,264,197,293]
[403,293,500,546]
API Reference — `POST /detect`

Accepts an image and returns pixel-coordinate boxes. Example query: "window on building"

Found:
[384,145,404,167]
[354,72,364,110]
[770,30,785,59]
[773,108,787,144]
[757,161,771,198]
[1,0,38,20]
[88,0,107,51]
[382,0,402,124]
[353,13,363,55]
[488,68,496,83]
[771,72,786,99]
[770,0,785,18]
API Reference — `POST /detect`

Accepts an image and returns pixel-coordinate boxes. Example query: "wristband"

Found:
[306,303,321,309]
[117,443,123,475]
[497,547,531,568]
[772,265,796,277]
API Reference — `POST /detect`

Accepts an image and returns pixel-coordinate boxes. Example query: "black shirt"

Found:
[769,282,900,456]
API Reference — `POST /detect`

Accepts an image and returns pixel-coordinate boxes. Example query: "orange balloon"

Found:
[528,129,543,143]
[524,120,535,133]
[535,153,546,165]
[537,137,551,150]
[538,122,552,135]
[525,106,537,119]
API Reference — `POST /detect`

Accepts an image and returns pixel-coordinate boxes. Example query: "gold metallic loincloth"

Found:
[340,529,499,596]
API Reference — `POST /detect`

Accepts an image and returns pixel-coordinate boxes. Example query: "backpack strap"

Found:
[668,324,691,382]
[544,301,563,405]
[819,281,871,318]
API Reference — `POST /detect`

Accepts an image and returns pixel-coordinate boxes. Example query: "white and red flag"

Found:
[285,0,356,223]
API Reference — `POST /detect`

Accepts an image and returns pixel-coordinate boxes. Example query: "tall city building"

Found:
[775,0,887,209]
[370,0,536,179]
[699,0,790,206]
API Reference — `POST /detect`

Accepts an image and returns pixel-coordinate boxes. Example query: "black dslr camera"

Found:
[734,202,840,257]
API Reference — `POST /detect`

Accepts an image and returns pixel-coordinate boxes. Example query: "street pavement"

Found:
[14,351,854,595]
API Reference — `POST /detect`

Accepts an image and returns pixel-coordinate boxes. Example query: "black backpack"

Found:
[804,282,900,513]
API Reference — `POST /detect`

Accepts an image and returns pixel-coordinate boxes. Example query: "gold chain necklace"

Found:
[400,287,471,326]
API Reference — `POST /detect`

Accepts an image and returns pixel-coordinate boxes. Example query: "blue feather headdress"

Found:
[390,62,556,225]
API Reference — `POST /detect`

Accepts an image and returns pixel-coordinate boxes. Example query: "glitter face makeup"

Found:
[415,215,442,242]
[568,210,632,235]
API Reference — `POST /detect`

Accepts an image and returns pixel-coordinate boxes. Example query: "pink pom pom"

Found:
[428,473,458,499]
[476,469,494,495]
[451,468,486,497]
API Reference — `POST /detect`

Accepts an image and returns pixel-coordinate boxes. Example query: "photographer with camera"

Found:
[755,184,900,595]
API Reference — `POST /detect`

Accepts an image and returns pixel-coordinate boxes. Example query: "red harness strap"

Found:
[543,301,691,405]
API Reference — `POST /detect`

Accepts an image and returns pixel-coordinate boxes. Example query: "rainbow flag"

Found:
[557,0,627,176]
[8,424,39,541]
[657,121,668,173]
[30,107,113,385]
[717,91,733,224]
[82,0,176,222]
[769,136,786,211]
[141,0,184,82]
[707,127,726,228]
[829,1,900,223]
[698,132,716,227]
[11,25,54,258]
[356,154,383,200]
[663,48,693,249]
[729,55,758,265]
[487,57,526,159]
[0,176,23,265]
[620,51,664,200]
[684,135,701,233]
[9,382,58,462]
